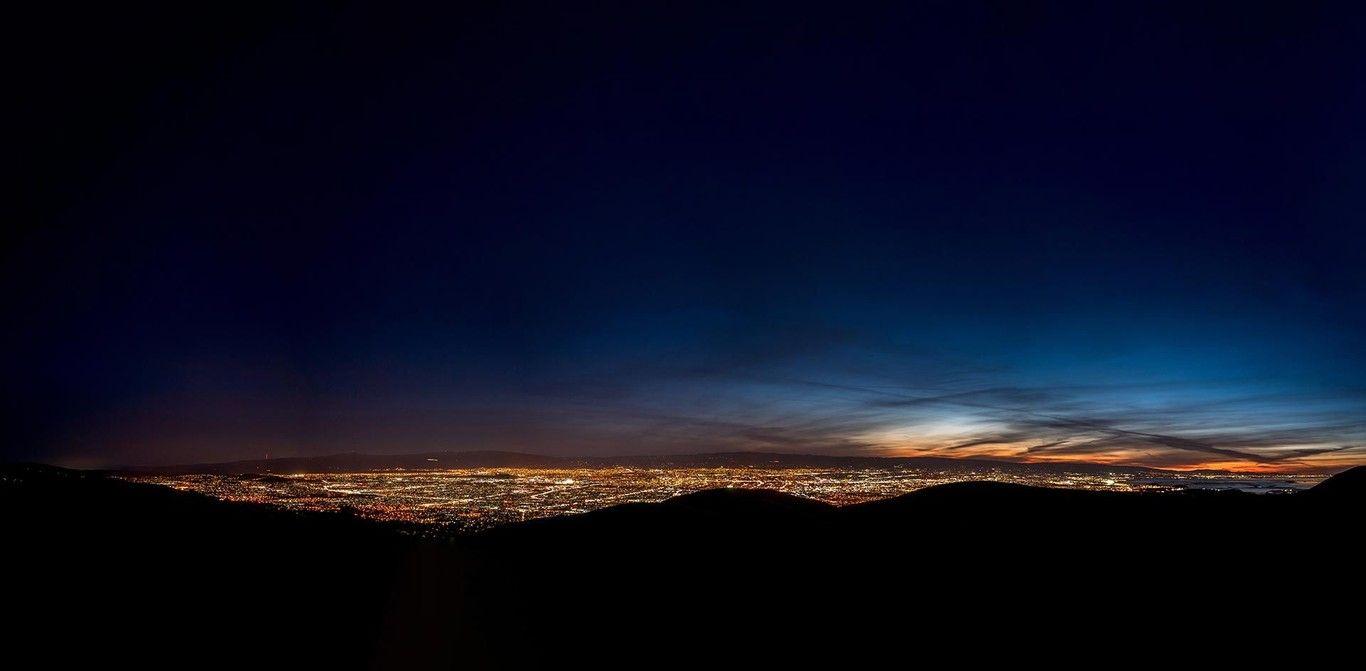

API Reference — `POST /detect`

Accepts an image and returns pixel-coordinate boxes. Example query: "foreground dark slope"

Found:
[3,464,416,666]
[5,464,1361,668]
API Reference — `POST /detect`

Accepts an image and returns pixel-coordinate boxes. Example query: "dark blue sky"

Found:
[8,1,1366,470]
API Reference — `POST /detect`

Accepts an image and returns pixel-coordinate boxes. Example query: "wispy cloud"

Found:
[570,356,1366,470]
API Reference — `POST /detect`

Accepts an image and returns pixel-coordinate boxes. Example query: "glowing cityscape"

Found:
[127,466,1323,530]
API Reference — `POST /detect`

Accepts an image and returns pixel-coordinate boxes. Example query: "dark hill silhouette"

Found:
[659,485,830,509]
[4,463,1358,669]
[1304,464,1366,498]
[488,487,837,544]
[4,463,416,667]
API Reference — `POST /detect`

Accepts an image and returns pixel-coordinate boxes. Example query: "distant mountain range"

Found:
[121,449,1177,476]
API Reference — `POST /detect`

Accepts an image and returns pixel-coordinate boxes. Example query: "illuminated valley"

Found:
[125,466,1323,530]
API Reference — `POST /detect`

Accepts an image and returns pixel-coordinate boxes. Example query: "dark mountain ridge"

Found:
[5,463,1361,668]
[1303,463,1366,498]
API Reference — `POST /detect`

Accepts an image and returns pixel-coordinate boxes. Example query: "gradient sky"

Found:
[8,2,1366,471]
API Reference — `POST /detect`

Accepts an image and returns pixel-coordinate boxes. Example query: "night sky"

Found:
[9,2,1366,471]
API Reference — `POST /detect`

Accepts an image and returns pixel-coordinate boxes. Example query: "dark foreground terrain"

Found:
[5,463,1361,668]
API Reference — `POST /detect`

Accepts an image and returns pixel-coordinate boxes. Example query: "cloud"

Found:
[732,375,1366,469]
[1021,439,1071,454]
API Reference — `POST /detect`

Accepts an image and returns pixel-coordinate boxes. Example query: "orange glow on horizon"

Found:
[872,441,1351,474]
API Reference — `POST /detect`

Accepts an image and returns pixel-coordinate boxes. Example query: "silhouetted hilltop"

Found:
[3,463,415,667]
[838,480,1075,515]
[860,479,1063,503]
[659,486,831,510]
[493,487,834,540]
[5,462,1359,669]
[1304,465,1366,498]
